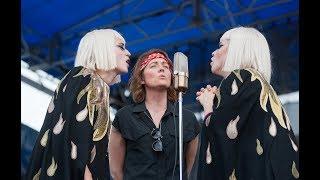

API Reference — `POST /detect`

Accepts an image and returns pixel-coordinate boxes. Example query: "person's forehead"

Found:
[148,57,169,64]
[115,37,125,44]
[220,39,228,44]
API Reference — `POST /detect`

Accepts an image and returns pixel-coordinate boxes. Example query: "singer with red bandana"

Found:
[196,27,299,180]
[108,49,200,180]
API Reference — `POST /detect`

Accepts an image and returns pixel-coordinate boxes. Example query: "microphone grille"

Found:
[173,52,188,73]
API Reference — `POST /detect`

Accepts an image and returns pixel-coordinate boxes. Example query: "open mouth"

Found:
[126,59,130,64]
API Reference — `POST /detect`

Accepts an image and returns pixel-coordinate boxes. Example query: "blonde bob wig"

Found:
[221,26,272,82]
[74,29,125,84]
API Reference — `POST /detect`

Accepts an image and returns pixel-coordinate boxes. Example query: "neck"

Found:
[145,88,168,111]
[221,71,231,79]
[215,70,231,79]
[95,69,119,85]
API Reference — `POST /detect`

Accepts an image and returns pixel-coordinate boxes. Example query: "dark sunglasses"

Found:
[151,128,163,152]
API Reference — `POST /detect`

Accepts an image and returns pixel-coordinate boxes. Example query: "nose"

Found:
[125,49,131,57]
[212,50,218,57]
[158,64,166,73]
[159,67,164,72]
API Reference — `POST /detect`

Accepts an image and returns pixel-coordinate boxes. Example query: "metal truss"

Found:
[21,0,297,78]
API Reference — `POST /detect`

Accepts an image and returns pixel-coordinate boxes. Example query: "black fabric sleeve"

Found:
[183,109,201,143]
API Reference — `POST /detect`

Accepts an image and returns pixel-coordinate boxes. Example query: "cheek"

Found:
[215,50,224,59]
[215,49,227,64]
[116,53,123,61]
[115,49,125,60]
[142,70,156,83]
[167,71,172,82]
[116,59,123,68]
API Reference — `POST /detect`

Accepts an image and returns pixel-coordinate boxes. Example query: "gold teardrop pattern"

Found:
[289,135,298,152]
[231,80,238,95]
[76,106,88,122]
[87,102,95,126]
[92,82,111,141]
[246,68,287,130]
[55,70,70,99]
[93,126,108,142]
[62,83,67,92]
[269,117,277,137]
[47,97,55,113]
[292,161,299,179]
[32,168,41,180]
[283,109,291,131]
[40,129,50,147]
[206,143,212,164]
[89,76,107,105]
[73,67,92,78]
[256,139,263,155]
[46,157,58,177]
[71,141,77,160]
[77,83,91,104]
[247,68,268,112]
[90,145,96,163]
[226,115,240,139]
[232,69,243,83]
[269,90,287,129]
[229,169,237,180]
[53,113,66,135]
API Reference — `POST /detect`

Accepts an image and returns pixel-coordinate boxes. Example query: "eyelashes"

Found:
[117,45,125,50]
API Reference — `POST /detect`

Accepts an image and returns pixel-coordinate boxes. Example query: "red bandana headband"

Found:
[140,52,172,70]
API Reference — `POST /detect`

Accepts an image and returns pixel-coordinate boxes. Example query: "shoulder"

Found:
[59,66,92,86]
[182,108,198,123]
[221,68,264,94]
[115,104,135,117]
[182,108,196,117]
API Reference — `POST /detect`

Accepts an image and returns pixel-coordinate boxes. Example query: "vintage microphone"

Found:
[173,52,189,180]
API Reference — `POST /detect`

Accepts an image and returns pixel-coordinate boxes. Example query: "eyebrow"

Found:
[117,42,125,46]
[150,60,169,66]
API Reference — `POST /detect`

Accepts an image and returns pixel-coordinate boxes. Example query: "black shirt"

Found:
[112,101,200,180]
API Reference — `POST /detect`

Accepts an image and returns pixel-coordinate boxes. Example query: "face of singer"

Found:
[210,39,228,75]
[114,37,131,73]
[142,58,171,90]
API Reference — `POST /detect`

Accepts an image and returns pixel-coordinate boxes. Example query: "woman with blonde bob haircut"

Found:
[222,27,272,82]
[75,29,129,84]
[196,27,299,180]
[109,49,200,180]
[26,29,131,180]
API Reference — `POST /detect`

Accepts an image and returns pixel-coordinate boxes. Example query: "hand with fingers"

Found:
[196,85,218,115]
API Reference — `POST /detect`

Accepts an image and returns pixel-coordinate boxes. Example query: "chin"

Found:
[156,83,170,89]
[211,67,216,74]
[118,67,128,74]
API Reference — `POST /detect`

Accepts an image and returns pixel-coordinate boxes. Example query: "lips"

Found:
[125,59,130,66]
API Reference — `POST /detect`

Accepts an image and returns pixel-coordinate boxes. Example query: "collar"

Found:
[133,101,179,116]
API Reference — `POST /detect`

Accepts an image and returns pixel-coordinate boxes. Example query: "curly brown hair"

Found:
[129,49,178,103]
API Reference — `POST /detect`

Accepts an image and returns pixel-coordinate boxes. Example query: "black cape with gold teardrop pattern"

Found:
[25,66,111,180]
[197,68,299,180]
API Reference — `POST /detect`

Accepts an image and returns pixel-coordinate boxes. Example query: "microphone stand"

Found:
[178,91,183,180]
[175,72,188,180]
[173,52,188,180]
